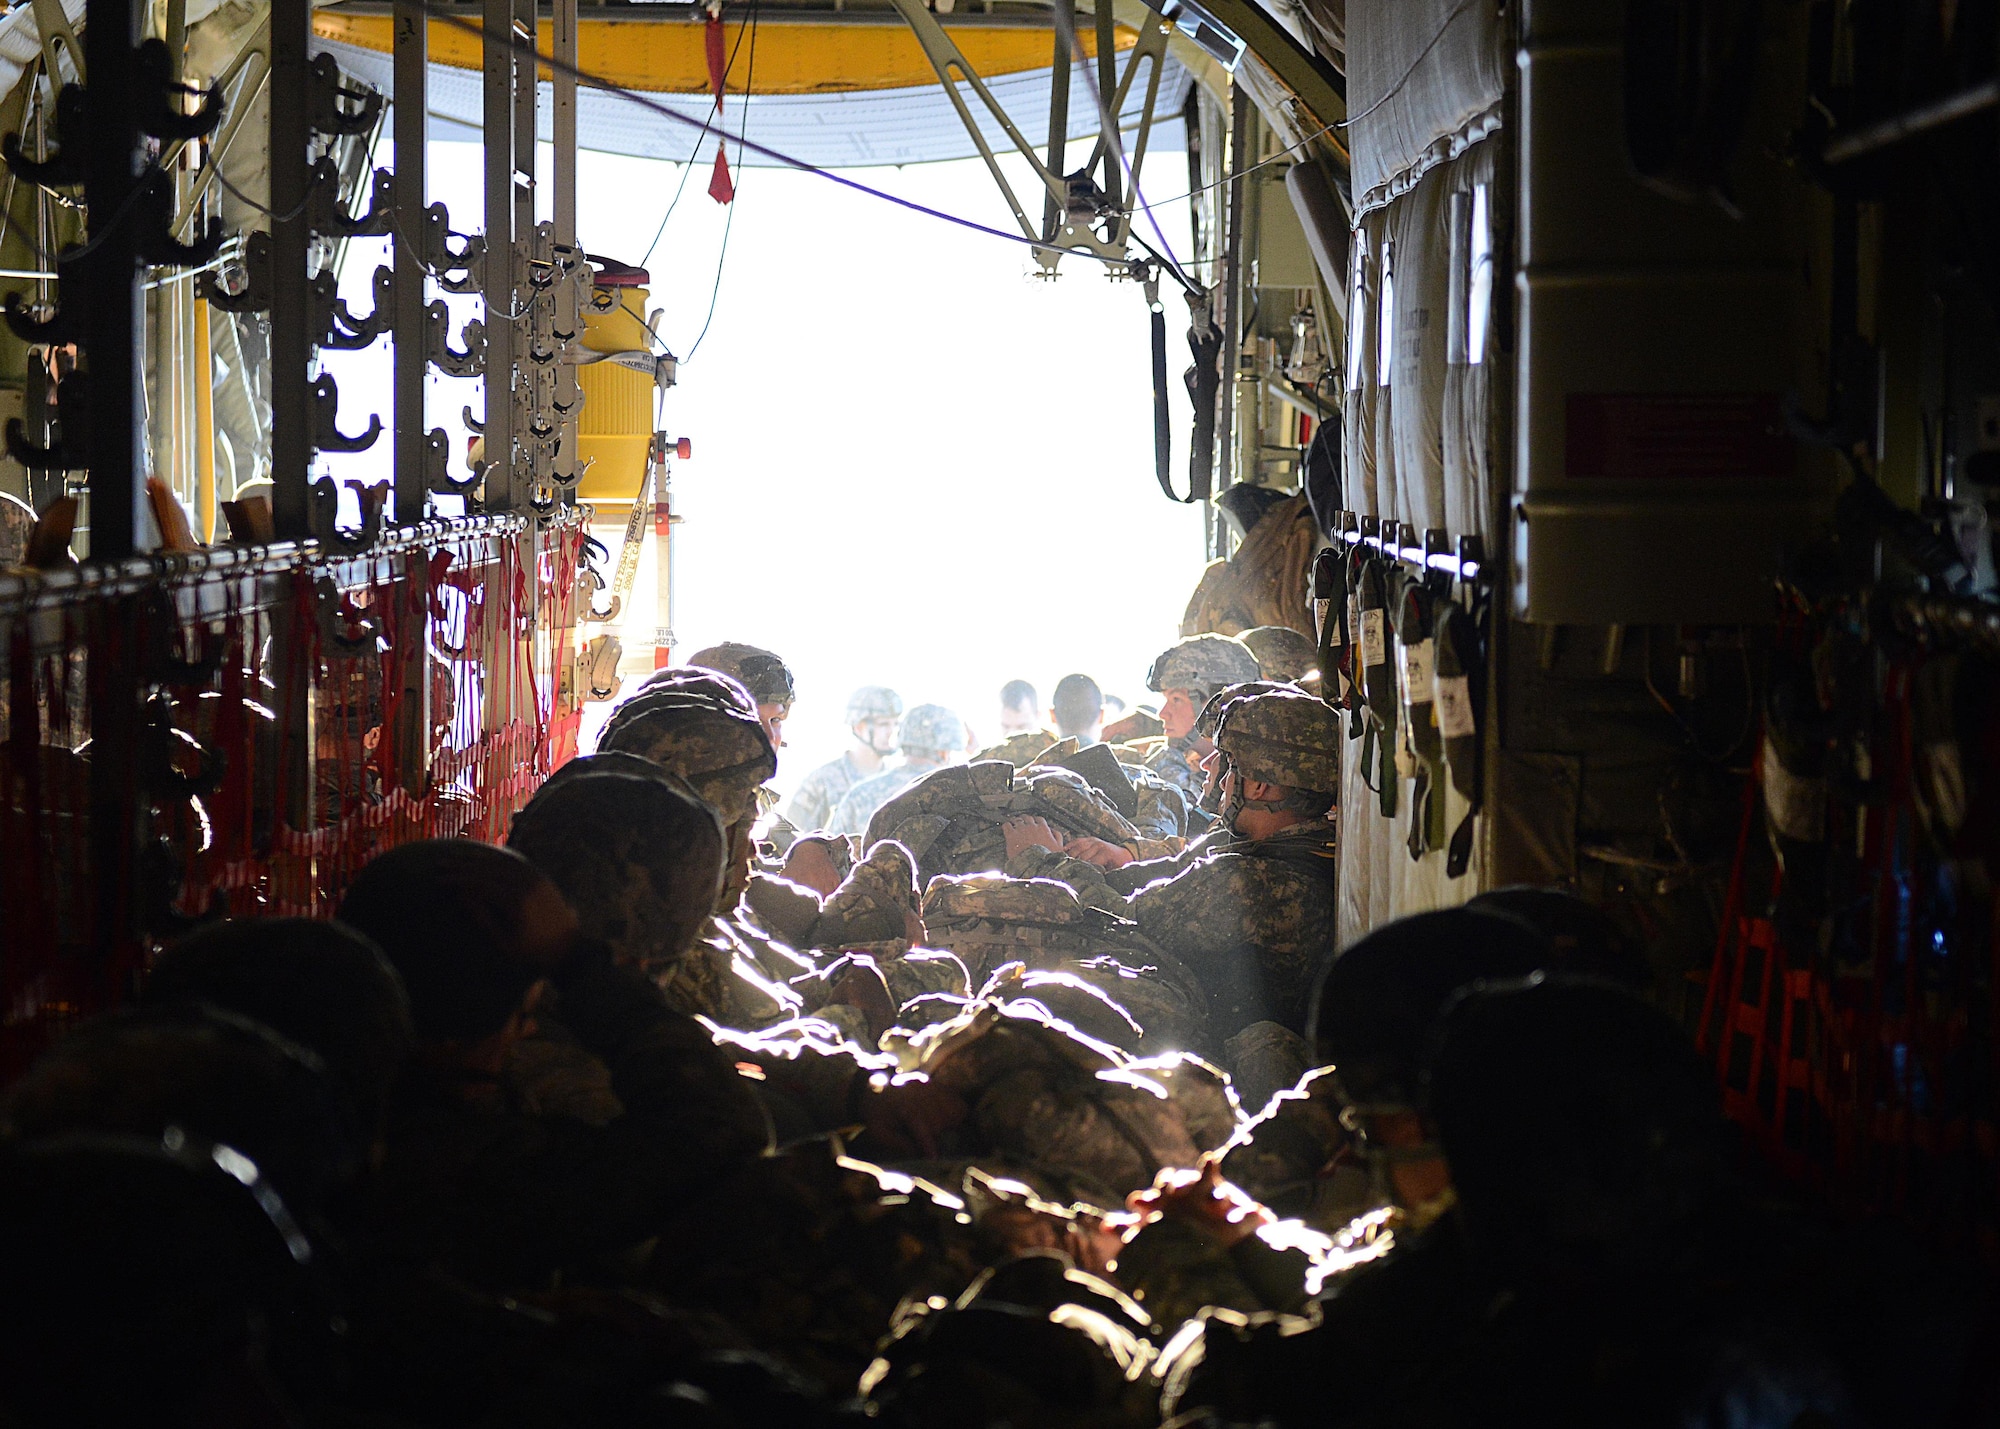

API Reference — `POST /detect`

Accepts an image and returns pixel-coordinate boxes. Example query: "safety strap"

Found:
[1147,271,1182,503]
[1357,555,1397,818]
[1396,576,1441,862]
[1179,288,1220,506]
[1432,598,1485,879]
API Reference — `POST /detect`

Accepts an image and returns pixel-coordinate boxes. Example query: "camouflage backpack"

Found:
[865,761,1141,887]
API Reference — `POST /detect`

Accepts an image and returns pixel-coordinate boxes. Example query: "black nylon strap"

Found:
[1151,303,1177,501]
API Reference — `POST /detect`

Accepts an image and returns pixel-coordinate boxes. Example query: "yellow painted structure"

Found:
[310,14,1133,94]
[574,283,657,505]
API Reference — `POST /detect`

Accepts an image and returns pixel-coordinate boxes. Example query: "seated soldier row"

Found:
[0,639,1977,1428]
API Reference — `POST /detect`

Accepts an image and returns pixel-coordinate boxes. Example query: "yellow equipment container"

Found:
[575,270,657,506]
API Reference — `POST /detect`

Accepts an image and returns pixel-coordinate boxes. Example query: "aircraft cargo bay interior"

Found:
[0,0,1995,1424]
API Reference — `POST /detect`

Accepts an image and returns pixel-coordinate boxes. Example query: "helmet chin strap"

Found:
[1219,761,1293,833]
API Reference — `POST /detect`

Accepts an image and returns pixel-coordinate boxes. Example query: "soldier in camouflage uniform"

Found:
[830,703,966,836]
[676,641,796,751]
[595,674,807,1023]
[786,685,902,833]
[1011,689,1340,1039]
[1134,634,1264,809]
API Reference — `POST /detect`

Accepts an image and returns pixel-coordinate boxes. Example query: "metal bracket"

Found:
[424,427,483,496]
[137,171,226,267]
[308,52,382,137]
[422,203,484,291]
[309,475,387,553]
[425,300,486,377]
[310,159,394,237]
[883,0,1169,273]
[2,82,84,185]
[310,372,383,454]
[3,290,77,344]
[315,264,394,349]
[203,230,272,313]
[4,416,79,470]
[135,37,224,141]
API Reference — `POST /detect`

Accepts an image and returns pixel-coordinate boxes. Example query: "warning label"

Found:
[1565,393,1792,481]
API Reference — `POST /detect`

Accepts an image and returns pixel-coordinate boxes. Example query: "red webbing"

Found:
[0,513,587,1076]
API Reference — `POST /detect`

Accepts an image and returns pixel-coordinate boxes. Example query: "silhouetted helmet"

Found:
[899,704,966,758]
[1147,634,1262,695]
[598,686,777,825]
[686,642,796,710]
[1239,625,1319,682]
[846,685,904,723]
[1214,690,1342,794]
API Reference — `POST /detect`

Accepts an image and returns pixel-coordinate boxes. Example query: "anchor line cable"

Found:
[638,9,750,272]
[682,0,757,363]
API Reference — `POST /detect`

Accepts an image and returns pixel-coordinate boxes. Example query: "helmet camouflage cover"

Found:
[898,703,967,757]
[685,642,796,709]
[846,685,904,723]
[1239,625,1319,682]
[636,664,760,716]
[1214,689,1341,794]
[1146,634,1262,696]
[1192,680,1291,741]
[597,685,777,825]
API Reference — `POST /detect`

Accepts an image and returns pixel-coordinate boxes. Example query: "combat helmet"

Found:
[1146,633,1262,696]
[635,664,760,717]
[1239,625,1318,682]
[597,684,776,826]
[845,685,903,723]
[684,641,796,710]
[898,703,967,758]
[1192,680,1291,742]
[1214,689,1342,795]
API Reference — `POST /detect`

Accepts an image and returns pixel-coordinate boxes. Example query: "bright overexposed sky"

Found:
[326,126,1208,796]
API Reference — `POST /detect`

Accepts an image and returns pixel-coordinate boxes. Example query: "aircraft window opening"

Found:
[1467,182,1492,367]
[1376,235,1395,388]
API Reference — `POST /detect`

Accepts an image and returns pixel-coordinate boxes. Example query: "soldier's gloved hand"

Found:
[1002,816,1067,859]
[1126,1159,1272,1250]
[856,1074,968,1159]
[1062,836,1135,869]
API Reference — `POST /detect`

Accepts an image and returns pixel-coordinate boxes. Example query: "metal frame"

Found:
[269,0,313,541]
[482,0,520,510]
[885,0,1169,273]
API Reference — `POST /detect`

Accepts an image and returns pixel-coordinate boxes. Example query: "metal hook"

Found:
[204,231,272,314]
[425,429,482,497]
[5,417,78,471]
[310,159,393,237]
[4,290,76,345]
[426,301,485,378]
[136,38,224,141]
[309,475,386,554]
[308,53,382,137]
[310,373,382,455]
[2,82,84,184]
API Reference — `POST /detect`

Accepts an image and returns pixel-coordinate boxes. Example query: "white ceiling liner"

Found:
[1345,0,1503,217]
[313,35,1192,169]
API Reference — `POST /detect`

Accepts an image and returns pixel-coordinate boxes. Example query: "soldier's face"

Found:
[1160,689,1200,741]
[857,716,899,753]
[758,703,788,748]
